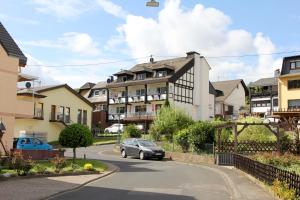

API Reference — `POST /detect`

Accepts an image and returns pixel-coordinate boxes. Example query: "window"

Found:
[288,79,300,89]
[95,104,107,111]
[65,107,70,123]
[157,87,167,94]
[77,109,82,124]
[157,70,167,77]
[135,105,146,113]
[116,107,125,114]
[57,106,64,121]
[251,100,271,107]
[136,73,146,80]
[173,67,194,104]
[121,91,126,97]
[102,90,106,95]
[288,99,300,109]
[273,99,278,107]
[34,102,43,118]
[290,61,300,70]
[83,110,87,125]
[136,89,145,96]
[94,90,100,96]
[32,138,43,145]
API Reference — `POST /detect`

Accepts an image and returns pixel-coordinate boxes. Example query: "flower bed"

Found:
[0,156,107,178]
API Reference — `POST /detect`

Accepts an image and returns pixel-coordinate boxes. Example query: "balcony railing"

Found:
[250,91,278,98]
[109,97,126,104]
[108,113,125,120]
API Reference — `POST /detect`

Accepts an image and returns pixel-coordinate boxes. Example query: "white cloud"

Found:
[117,0,280,82]
[31,0,94,18]
[95,0,128,19]
[22,32,101,56]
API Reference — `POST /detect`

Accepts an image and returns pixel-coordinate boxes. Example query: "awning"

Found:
[18,73,39,82]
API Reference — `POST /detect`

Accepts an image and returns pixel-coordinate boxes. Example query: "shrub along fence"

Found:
[234,154,300,197]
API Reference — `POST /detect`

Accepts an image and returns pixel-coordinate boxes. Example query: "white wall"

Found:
[224,82,246,116]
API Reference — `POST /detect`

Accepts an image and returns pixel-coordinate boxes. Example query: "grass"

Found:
[93,136,118,145]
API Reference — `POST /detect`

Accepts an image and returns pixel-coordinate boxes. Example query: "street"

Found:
[49,145,274,200]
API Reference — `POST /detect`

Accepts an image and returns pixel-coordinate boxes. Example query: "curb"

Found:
[94,142,116,146]
[44,161,119,200]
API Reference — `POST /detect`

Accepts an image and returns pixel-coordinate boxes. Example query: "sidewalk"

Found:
[0,162,118,200]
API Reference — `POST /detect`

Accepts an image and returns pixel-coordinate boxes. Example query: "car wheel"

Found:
[139,151,145,160]
[121,149,127,158]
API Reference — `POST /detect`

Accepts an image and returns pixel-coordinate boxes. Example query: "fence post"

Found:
[233,124,238,153]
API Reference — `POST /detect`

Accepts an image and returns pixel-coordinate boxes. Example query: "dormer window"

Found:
[94,90,100,96]
[290,61,300,70]
[136,73,146,80]
[157,70,167,77]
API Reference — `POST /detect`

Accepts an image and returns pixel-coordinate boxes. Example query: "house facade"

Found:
[79,81,108,128]
[248,71,279,116]
[277,55,300,111]
[15,84,93,142]
[212,79,248,119]
[0,22,36,152]
[106,52,215,127]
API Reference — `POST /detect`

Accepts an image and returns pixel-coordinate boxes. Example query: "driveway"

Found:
[49,145,274,200]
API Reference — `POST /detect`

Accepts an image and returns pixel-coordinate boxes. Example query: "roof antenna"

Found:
[150,55,154,63]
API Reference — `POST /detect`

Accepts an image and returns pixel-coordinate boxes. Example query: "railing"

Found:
[109,97,126,104]
[108,114,125,120]
[234,154,300,197]
[250,91,278,98]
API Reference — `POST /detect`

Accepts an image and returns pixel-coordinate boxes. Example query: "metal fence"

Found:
[234,154,300,197]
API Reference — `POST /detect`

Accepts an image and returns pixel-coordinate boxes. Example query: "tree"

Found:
[150,106,193,141]
[59,124,93,161]
[121,124,142,141]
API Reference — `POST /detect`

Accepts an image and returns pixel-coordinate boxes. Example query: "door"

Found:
[32,138,44,150]
[131,139,140,157]
[51,105,56,120]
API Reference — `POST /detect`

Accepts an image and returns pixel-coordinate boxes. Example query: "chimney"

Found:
[150,55,154,63]
[186,51,200,58]
[274,69,280,77]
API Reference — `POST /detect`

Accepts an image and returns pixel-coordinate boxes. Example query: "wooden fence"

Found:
[215,141,299,154]
[234,154,300,197]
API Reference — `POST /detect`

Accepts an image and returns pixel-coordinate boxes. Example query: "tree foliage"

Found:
[174,129,190,152]
[150,106,193,141]
[59,124,93,160]
[121,124,142,141]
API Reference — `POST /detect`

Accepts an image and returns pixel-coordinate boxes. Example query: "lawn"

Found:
[93,136,118,145]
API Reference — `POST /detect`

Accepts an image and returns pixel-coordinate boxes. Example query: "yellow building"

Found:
[0,22,36,153]
[15,84,93,142]
[278,55,300,111]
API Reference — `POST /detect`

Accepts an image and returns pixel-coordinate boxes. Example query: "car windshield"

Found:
[138,140,156,147]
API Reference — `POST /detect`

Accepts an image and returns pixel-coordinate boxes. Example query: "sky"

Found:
[1,0,300,88]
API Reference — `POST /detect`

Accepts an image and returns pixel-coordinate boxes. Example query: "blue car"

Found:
[14,137,53,150]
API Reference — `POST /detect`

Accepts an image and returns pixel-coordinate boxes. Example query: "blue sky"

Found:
[1,0,300,87]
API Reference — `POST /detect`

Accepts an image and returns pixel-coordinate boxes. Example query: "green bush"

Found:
[149,125,161,141]
[175,129,190,152]
[151,106,193,142]
[238,117,276,142]
[278,135,292,155]
[59,124,93,161]
[272,179,298,200]
[188,121,215,152]
[51,155,67,173]
[121,124,142,141]
[11,152,35,176]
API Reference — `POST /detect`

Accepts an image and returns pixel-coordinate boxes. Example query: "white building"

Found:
[212,79,248,119]
[106,52,216,126]
[248,75,279,117]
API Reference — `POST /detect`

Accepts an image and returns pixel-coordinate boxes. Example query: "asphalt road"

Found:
[49,145,274,200]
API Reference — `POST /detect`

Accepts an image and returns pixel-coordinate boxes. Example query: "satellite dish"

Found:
[25,82,32,89]
[146,0,159,7]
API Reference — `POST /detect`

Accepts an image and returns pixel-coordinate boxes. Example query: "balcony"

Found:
[109,97,126,104]
[128,95,145,103]
[250,91,278,98]
[147,93,167,101]
[108,113,125,121]
[124,112,155,121]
